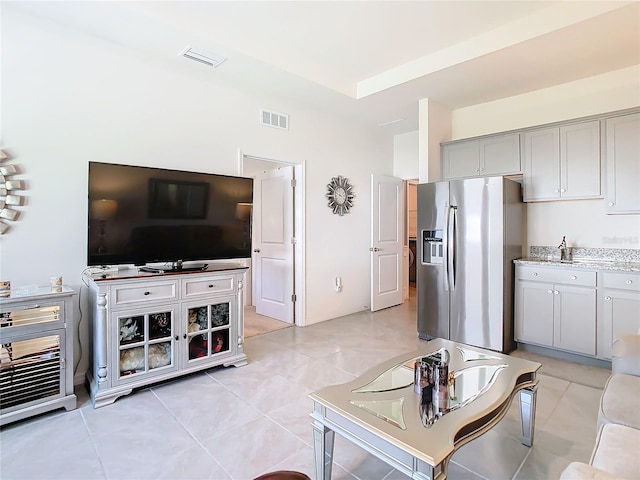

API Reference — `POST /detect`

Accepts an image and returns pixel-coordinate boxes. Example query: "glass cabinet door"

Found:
[116,308,176,382]
[186,298,232,362]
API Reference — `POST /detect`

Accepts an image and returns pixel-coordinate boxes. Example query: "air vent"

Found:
[260,109,289,130]
[180,46,226,68]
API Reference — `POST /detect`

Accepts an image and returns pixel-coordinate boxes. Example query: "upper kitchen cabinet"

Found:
[604,112,640,214]
[523,120,601,202]
[442,133,521,180]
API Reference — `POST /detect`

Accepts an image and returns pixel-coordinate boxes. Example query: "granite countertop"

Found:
[515,246,640,272]
[514,258,640,273]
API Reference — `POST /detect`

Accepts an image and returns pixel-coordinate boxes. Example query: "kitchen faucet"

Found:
[558,236,569,262]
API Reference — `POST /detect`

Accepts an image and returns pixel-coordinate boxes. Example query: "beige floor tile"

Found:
[514,447,573,480]
[202,415,308,480]
[0,299,615,480]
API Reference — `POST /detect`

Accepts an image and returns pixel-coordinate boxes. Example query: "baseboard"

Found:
[516,342,612,369]
[74,371,86,386]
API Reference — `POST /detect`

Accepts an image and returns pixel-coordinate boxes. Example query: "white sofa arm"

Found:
[612,333,640,377]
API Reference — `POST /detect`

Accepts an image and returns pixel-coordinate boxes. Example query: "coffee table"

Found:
[310,338,540,480]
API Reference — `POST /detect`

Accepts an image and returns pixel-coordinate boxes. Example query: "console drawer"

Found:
[516,265,596,286]
[111,282,178,306]
[601,272,640,292]
[182,276,234,298]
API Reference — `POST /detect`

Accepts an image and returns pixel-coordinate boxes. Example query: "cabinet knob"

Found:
[475,169,480,173]
[605,296,611,301]
[183,334,187,339]
[561,188,566,193]
[608,202,614,207]
[208,284,214,288]
[626,280,633,285]
[533,272,538,277]
[548,289,553,294]
[570,275,577,280]
[254,248,261,253]
[554,189,559,193]
[144,291,151,296]
[554,290,559,295]
[175,335,179,341]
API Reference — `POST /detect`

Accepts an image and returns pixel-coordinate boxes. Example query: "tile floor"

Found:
[0,297,609,480]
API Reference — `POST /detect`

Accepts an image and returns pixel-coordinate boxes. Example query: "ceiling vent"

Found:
[180,45,226,68]
[260,109,289,130]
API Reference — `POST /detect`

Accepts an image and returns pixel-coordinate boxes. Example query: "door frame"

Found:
[239,149,306,326]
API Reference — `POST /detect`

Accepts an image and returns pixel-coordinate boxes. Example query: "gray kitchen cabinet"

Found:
[515,280,554,347]
[515,265,596,355]
[604,112,640,214]
[442,133,520,179]
[597,272,640,359]
[523,120,601,201]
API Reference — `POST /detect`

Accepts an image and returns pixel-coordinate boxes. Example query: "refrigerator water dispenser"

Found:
[422,230,443,265]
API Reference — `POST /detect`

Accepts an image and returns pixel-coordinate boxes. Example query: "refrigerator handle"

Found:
[447,206,457,291]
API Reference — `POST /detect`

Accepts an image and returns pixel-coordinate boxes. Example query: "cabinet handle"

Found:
[570,275,577,280]
[605,296,611,301]
[208,284,214,288]
[626,280,633,285]
[144,291,151,296]
[22,304,41,310]
[254,248,261,253]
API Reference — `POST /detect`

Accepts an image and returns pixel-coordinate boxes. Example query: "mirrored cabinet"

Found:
[0,287,77,425]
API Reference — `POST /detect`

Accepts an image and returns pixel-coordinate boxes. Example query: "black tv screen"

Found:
[87,162,253,267]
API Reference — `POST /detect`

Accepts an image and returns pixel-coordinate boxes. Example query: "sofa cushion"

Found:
[612,333,640,377]
[590,423,640,479]
[598,374,640,431]
[559,462,623,480]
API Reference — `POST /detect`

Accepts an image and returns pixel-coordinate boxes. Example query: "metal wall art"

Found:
[0,150,23,234]
[326,175,354,216]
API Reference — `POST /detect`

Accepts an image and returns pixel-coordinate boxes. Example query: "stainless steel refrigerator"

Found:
[417,176,523,353]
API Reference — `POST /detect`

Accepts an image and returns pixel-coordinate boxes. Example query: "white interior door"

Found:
[371,174,404,312]
[253,166,294,323]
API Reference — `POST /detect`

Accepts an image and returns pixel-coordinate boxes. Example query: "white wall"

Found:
[0,8,394,379]
[451,66,640,250]
[392,131,419,180]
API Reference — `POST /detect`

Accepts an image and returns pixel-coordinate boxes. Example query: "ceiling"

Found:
[9,1,640,135]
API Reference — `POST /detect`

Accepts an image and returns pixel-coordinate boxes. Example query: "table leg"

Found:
[519,385,537,447]
[312,419,335,480]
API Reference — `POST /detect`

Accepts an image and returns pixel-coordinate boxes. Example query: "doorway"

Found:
[407,180,418,300]
[241,153,305,337]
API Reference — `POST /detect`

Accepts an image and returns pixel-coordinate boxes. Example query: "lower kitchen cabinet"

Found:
[515,265,596,356]
[84,266,248,408]
[597,272,640,359]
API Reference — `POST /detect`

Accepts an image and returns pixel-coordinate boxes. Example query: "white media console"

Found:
[83,264,248,408]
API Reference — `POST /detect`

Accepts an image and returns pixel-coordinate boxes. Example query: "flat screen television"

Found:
[87,162,253,269]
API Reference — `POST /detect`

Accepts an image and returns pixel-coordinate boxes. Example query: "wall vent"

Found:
[260,109,289,130]
[180,46,226,68]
